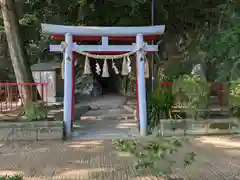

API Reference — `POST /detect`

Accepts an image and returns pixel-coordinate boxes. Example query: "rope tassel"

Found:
[84,55,92,75]
[61,60,64,79]
[127,56,132,73]
[121,57,128,75]
[102,59,109,77]
[144,57,149,78]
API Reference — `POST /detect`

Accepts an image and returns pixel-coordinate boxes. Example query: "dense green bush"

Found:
[229,79,240,107]
[172,75,210,118]
[229,79,240,117]
[147,87,174,133]
[24,101,47,121]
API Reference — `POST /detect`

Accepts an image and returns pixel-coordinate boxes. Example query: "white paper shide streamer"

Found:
[127,56,132,73]
[95,61,101,75]
[102,59,109,77]
[83,55,92,75]
[112,59,119,74]
[61,60,64,79]
[144,57,149,78]
[121,57,128,75]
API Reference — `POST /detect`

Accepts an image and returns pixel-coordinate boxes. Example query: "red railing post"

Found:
[0,82,48,113]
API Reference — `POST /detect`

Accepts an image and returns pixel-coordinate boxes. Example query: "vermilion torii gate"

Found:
[41,23,165,138]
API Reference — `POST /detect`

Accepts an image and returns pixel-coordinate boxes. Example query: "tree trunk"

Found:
[0,0,38,104]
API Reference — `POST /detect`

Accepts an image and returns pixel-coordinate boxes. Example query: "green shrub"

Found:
[147,87,174,133]
[229,79,240,106]
[24,101,47,121]
[229,79,240,117]
[0,175,23,180]
[172,75,209,118]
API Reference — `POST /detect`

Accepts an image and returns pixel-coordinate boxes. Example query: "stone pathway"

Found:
[72,108,139,140]
[0,136,240,179]
[75,95,127,110]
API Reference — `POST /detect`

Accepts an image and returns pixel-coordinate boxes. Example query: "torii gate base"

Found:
[41,24,165,139]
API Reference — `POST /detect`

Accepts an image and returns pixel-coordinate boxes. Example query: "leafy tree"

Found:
[0,0,38,104]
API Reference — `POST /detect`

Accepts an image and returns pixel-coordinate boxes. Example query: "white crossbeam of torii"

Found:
[50,43,158,53]
[41,23,165,139]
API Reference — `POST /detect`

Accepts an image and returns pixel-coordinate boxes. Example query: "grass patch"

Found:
[0,174,23,180]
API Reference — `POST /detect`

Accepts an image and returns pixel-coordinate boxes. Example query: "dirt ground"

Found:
[0,136,240,180]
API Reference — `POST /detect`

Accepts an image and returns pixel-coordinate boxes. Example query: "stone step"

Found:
[172,106,229,113]
[126,101,137,106]
[122,105,136,113]
[80,115,135,121]
[79,108,135,121]
[208,113,230,119]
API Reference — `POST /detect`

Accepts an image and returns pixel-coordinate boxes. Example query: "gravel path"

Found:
[0,136,240,179]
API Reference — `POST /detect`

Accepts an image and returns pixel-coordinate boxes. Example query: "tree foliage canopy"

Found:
[0,0,239,83]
